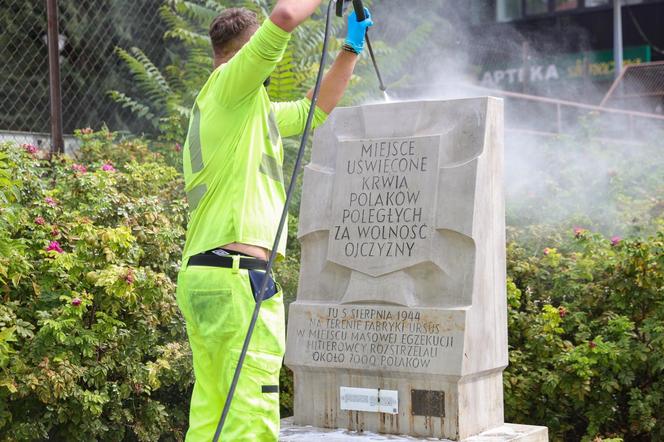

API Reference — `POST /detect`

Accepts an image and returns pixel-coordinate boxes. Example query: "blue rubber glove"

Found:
[345,7,373,54]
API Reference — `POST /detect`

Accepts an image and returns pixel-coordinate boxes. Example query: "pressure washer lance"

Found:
[212,1,381,439]
[338,0,388,97]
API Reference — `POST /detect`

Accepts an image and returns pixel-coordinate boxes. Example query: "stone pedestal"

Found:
[285,98,546,441]
[280,418,549,441]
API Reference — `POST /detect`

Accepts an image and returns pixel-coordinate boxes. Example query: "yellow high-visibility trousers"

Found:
[176,259,284,441]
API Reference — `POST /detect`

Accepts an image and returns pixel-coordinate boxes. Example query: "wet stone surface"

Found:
[286,99,546,440]
[279,418,549,441]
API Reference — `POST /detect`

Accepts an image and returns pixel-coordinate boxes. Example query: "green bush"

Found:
[505,223,664,441]
[0,133,191,441]
[0,130,303,440]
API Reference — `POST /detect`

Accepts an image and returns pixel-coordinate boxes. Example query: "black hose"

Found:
[365,34,387,91]
[340,0,387,92]
[211,1,336,440]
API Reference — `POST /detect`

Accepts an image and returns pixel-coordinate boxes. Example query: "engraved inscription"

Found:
[328,136,440,276]
[289,304,463,374]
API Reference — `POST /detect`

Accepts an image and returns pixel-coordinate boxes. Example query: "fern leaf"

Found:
[107,90,159,129]
[181,1,224,23]
[114,47,172,110]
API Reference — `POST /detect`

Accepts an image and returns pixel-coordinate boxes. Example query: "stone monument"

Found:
[284,98,547,441]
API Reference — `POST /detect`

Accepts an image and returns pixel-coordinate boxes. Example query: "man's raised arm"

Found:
[271,8,374,135]
[270,0,324,33]
[308,8,373,114]
[213,1,324,106]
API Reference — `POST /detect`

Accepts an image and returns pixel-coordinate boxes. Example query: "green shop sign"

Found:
[480,45,651,88]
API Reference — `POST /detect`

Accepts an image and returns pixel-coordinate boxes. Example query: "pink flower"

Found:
[611,236,622,246]
[573,227,585,238]
[35,216,45,225]
[45,241,63,253]
[72,163,87,174]
[21,143,38,155]
[50,227,60,237]
[174,143,182,153]
[71,298,82,306]
[125,269,134,285]
[589,341,597,349]
[558,306,568,318]
[101,163,116,172]
[80,127,93,135]
[45,197,57,207]
[543,247,551,256]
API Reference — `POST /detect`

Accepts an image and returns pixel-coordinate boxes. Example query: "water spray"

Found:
[211,0,384,440]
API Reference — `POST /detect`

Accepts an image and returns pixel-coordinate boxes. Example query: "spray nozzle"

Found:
[335,0,344,17]
[336,0,365,20]
[335,0,388,99]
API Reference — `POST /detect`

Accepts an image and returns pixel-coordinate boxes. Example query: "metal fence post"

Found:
[46,0,64,155]
[613,0,623,79]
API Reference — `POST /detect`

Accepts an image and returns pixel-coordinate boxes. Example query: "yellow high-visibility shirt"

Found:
[181,18,328,261]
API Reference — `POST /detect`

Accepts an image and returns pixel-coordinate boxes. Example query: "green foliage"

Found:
[108,43,194,142]
[109,0,435,141]
[109,0,333,141]
[501,128,664,441]
[0,135,190,441]
[504,224,664,441]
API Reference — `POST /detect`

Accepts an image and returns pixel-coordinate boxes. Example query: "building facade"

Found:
[461,0,664,104]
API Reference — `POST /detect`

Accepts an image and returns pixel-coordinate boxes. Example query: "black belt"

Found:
[188,253,268,271]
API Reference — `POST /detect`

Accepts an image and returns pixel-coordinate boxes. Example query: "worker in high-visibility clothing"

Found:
[176,1,373,440]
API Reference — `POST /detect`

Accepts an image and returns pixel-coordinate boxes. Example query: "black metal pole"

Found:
[46,0,64,156]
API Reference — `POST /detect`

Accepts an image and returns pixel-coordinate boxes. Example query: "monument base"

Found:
[280,418,548,441]
[289,365,506,439]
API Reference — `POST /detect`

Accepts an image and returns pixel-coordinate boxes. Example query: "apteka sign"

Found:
[480,45,651,88]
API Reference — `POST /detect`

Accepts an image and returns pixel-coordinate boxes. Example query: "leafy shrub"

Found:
[504,223,664,441]
[0,134,191,441]
[499,128,664,441]
[0,129,303,438]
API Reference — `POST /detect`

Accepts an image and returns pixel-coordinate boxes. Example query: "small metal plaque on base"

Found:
[411,390,445,417]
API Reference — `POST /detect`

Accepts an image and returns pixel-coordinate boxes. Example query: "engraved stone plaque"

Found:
[327,136,440,277]
[287,304,463,374]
